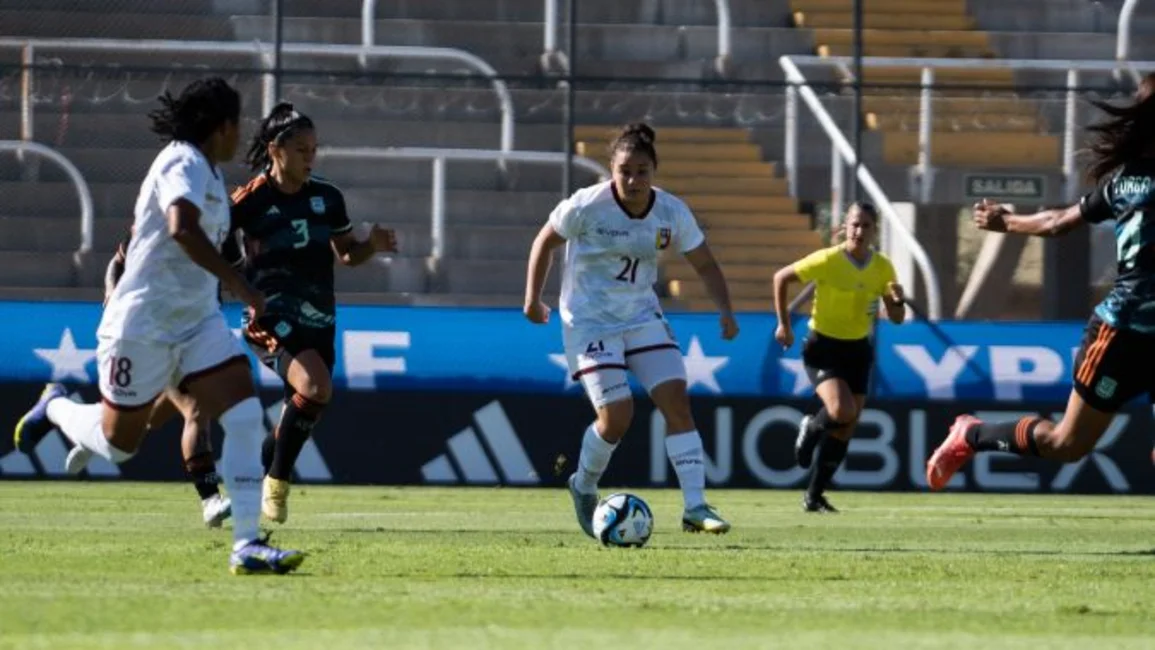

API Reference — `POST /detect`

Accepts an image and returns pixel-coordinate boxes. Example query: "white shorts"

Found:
[97,312,248,409]
[563,320,687,408]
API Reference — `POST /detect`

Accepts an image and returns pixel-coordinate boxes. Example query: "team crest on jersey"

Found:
[1095,376,1118,400]
[310,196,326,215]
[655,227,672,250]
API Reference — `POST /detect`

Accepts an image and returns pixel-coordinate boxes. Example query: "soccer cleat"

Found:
[13,383,67,454]
[262,476,290,524]
[803,494,839,513]
[566,473,598,538]
[926,414,981,491]
[682,503,731,534]
[229,534,305,575]
[202,494,232,529]
[64,446,94,474]
[795,414,821,469]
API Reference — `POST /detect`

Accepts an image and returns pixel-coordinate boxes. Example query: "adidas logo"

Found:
[266,206,280,217]
[421,401,539,485]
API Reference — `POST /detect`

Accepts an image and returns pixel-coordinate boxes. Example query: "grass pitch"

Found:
[1,482,1154,649]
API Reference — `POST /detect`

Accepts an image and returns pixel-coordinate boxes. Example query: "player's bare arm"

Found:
[331,224,398,266]
[772,264,799,348]
[973,199,1085,237]
[683,243,738,340]
[523,223,565,324]
[883,281,906,324]
[167,198,264,317]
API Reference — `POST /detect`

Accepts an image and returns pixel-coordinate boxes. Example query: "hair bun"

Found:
[621,122,655,144]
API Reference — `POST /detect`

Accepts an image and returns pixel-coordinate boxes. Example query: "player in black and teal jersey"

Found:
[928,73,1155,489]
[230,103,397,522]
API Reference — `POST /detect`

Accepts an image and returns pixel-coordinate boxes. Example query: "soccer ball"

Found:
[592,493,654,548]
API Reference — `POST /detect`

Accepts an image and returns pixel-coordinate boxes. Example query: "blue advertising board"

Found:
[0,301,1089,402]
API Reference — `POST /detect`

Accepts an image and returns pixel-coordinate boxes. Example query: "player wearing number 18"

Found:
[230,103,398,524]
[927,73,1155,490]
[524,123,740,536]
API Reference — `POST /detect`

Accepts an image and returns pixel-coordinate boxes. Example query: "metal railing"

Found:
[4,37,516,154]
[1117,0,1143,85]
[0,141,94,268]
[779,56,943,320]
[539,0,732,75]
[316,147,609,271]
[782,55,1155,208]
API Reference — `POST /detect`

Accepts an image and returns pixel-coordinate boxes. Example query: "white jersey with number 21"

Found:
[549,180,705,339]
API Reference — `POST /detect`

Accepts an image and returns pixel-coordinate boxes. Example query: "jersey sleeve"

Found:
[155,154,211,214]
[1078,183,1116,224]
[675,203,706,253]
[328,189,353,236]
[793,249,832,283]
[877,254,898,296]
[547,198,582,240]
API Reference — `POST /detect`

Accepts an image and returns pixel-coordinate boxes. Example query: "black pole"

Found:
[273,0,284,101]
[851,0,863,201]
[561,0,577,197]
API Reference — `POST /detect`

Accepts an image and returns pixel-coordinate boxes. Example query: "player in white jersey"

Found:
[13,78,303,575]
[524,123,740,536]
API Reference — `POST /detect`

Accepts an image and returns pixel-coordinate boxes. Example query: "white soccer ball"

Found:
[592,493,654,548]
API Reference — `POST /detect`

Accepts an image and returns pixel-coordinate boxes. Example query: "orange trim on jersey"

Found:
[1077,324,1116,385]
[1014,417,1030,452]
[230,173,268,205]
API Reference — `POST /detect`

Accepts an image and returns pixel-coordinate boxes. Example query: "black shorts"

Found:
[243,315,336,384]
[1072,315,1155,411]
[802,331,874,395]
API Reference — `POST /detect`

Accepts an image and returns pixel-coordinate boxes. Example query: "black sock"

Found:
[184,452,220,501]
[964,416,1042,456]
[268,393,324,481]
[261,434,276,474]
[807,436,849,500]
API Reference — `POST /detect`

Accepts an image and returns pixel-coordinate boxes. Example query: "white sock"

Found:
[46,398,134,463]
[219,397,264,547]
[574,424,616,494]
[666,430,706,509]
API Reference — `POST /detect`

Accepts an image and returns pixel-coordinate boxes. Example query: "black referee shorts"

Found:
[801,330,874,395]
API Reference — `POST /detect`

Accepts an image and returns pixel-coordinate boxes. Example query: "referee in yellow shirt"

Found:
[773,203,906,512]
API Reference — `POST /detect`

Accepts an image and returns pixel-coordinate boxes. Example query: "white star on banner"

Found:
[548,353,580,390]
[34,329,97,383]
[779,358,813,395]
[683,337,728,393]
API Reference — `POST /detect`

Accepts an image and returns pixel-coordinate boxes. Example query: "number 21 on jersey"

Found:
[616,256,640,283]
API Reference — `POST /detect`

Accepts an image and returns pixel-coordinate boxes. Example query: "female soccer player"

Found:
[773,202,906,513]
[523,123,739,536]
[927,73,1155,489]
[230,102,397,524]
[14,77,303,574]
[85,234,232,528]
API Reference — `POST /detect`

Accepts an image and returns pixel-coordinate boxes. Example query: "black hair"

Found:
[148,77,241,145]
[1085,73,1155,183]
[610,122,658,169]
[244,101,316,172]
[847,201,879,225]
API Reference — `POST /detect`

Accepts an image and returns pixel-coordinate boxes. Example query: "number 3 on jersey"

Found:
[616,256,640,283]
[290,219,309,249]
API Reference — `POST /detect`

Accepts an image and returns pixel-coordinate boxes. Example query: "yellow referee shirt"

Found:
[794,245,896,340]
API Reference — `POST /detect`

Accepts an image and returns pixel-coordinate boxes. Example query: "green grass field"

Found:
[1,482,1154,650]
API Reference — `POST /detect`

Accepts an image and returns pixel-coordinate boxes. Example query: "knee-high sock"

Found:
[47,398,134,463]
[219,397,264,548]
